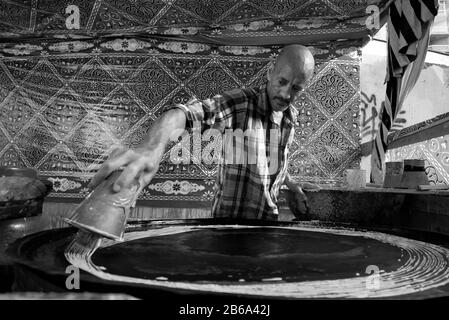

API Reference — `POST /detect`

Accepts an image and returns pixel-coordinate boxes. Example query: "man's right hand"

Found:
[87,145,164,193]
[88,109,187,193]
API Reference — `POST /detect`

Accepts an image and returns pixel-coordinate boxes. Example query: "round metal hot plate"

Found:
[92,227,402,282]
[7,220,449,299]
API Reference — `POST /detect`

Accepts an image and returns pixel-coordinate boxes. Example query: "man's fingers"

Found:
[304,199,311,215]
[297,189,310,214]
[115,162,159,194]
[88,164,114,190]
[106,150,140,170]
[295,187,307,201]
[113,158,148,192]
[108,146,127,159]
[88,150,138,190]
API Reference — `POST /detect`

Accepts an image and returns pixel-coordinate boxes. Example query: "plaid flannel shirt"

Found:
[170,84,297,220]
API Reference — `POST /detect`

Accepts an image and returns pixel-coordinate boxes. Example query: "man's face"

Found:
[266,62,309,112]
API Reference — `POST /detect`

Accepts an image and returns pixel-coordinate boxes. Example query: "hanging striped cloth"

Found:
[370,0,439,184]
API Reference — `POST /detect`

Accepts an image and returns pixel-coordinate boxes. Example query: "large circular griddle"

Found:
[7,220,449,299]
[92,227,403,283]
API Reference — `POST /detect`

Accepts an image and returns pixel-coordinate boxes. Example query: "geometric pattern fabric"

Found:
[0,0,374,202]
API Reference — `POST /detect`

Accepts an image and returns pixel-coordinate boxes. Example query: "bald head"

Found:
[267,44,315,112]
[273,45,315,81]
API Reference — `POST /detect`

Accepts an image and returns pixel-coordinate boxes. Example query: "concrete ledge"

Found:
[291,187,449,236]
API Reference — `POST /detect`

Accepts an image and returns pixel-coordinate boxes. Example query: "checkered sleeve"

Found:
[168,94,232,131]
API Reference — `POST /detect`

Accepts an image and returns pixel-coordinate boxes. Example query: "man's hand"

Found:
[284,173,321,220]
[87,109,187,193]
[286,184,311,220]
[88,145,164,193]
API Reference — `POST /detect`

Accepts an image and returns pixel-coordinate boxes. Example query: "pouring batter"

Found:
[88,44,319,221]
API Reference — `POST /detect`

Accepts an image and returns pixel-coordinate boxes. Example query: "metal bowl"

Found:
[0,167,51,221]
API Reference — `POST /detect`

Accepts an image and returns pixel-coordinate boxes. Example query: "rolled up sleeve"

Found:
[168,95,230,131]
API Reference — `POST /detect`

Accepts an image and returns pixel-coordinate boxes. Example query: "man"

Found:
[89,44,319,221]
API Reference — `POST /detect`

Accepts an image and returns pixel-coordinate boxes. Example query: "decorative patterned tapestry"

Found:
[0,0,389,40]
[0,0,388,203]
